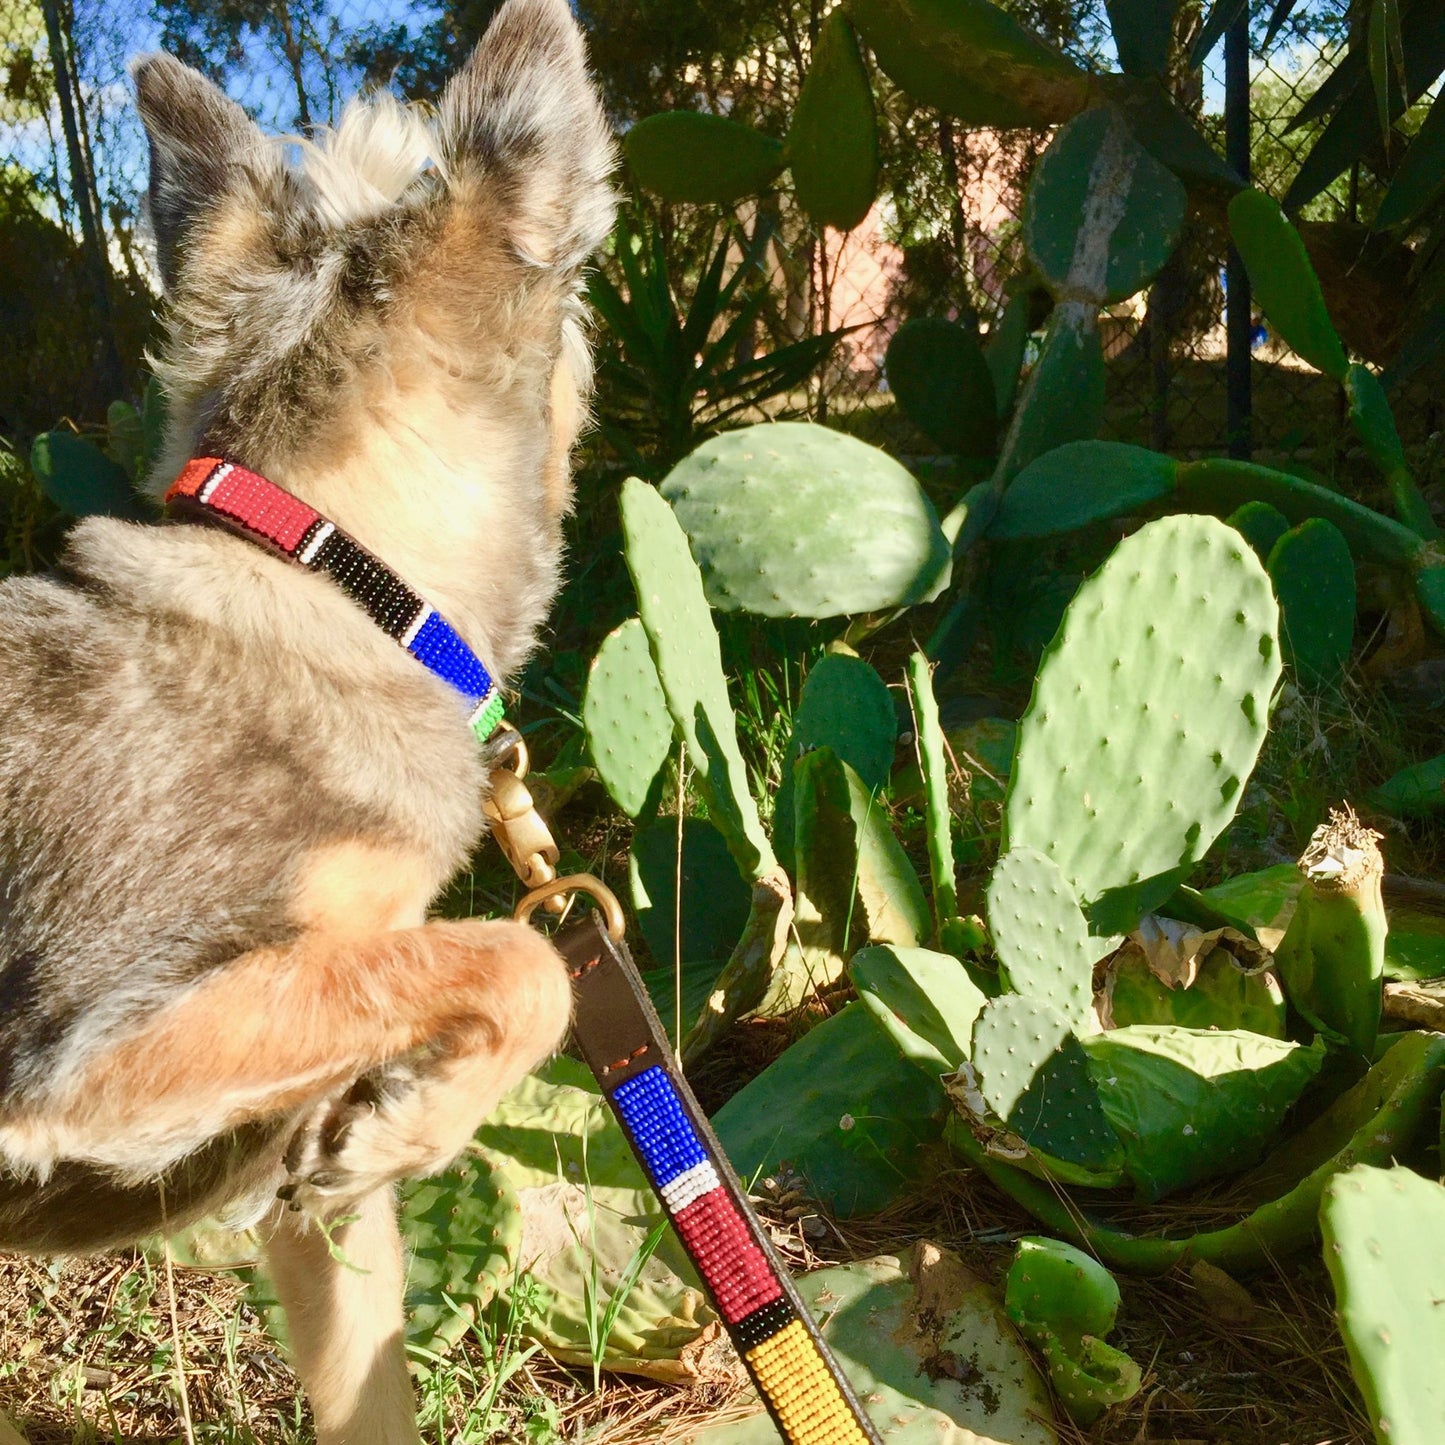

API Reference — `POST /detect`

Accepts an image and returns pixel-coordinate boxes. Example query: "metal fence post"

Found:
[1225,12,1251,460]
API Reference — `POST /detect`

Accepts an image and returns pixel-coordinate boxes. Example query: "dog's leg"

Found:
[14,918,569,1183]
[261,1189,420,1445]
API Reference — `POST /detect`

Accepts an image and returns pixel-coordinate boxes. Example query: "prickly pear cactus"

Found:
[624,111,784,205]
[1227,189,1348,381]
[986,847,1101,1033]
[620,478,774,879]
[995,315,1106,484]
[990,440,1177,540]
[660,422,951,618]
[714,999,944,1217]
[1368,754,1445,818]
[1025,107,1186,306]
[788,10,878,231]
[630,815,751,973]
[30,430,146,519]
[850,943,989,1073]
[583,617,673,818]
[968,995,1120,1176]
[1005,1236,1141,1426]
[1267,518,1356,686]
[773,650,895,870]
[885,317,997,458]
[1227,499,1291,560]
[1345,363,1437,538]
[1005,515,1280,928]
[1321,1164,1445,1445]
[1274,808,1386,1057]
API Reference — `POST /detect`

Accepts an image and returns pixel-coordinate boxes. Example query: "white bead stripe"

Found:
[298,521,335,565]
[400,606,435,649]
[197,462,233,504]
[660,1160,720,1213]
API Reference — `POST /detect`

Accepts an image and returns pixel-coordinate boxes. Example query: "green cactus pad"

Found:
[693,1247,1057,1445]
[847,0,1084,126]
[624,111,784,205]
[850,944,989,1073]
[660,422,951,618]
[1005,1236,1140,1425]
[986,847,1100,1033]
[1104,947,1286,1037]
[106,399,143,479]
[1267,519,1356,686]
[991,440,1177,541]
[620,478,773,879]
[472,1056,714,1378]
[1368,753,1445,817]
[788,11,878,231]
[1227,189,1349,381]
[949,1029,1445,1277]
[1025,107,1186,305]
[1084,1027,1324,1201]
[986,289,1033,416]
[907,651,960,937]
[583,618,673,818]
[715,999,945,1217]
[773,651,896,870]
[1322,1165,1445,1445]
[885,317,997,457]
[996,311,1106,484]
[630,815,751,972]
[1227,500,1292,561]
[31,430,146,519]
[970,995,1120,1173]
[401,1150,521,1352]
[1345,364,1436,538]
[1005,515,1280,921]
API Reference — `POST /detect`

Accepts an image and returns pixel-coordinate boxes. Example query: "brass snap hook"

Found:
[516,873,625,943]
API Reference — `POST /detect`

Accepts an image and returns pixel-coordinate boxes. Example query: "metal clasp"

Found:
[516,874,626,942]
[483,722,560,893]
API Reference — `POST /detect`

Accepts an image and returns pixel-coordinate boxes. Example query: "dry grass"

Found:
[0,1156,1373,1445]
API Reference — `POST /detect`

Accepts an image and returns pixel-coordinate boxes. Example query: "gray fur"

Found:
[0,0,614,1251]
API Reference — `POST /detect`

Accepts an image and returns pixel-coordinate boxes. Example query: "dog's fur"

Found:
[0,1,614,1438]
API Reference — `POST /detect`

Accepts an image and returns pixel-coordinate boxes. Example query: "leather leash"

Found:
[496,731,881,1445]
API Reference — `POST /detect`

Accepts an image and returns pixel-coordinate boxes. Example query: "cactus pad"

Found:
[1025,107,1186,305]
[625,111,784,205]
[1005,515,1280,918]
[986,847,1100,1033]
[885,317,997,457]
[584,618,673,817]
[630,815,751,970]
[1104,946,1286,1036]
[773,651,895,869]
[1322,1164,1445,1445]
[850,944,989,1072]
[1267,519,1356,685]
[1227,500,1292,560]
[1368,753,1445,817]
[1227,189,1348,381]
[620,478,773,878]
[788,11,878,231]
[31,430,146,519]
[991,440,1177,540]
[969,995,1119,1172]
[660,422,951,618]
[714,999,945,1217]
[997,313,1106,482]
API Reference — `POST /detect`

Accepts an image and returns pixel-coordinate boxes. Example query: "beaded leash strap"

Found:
[165,458,883,1445]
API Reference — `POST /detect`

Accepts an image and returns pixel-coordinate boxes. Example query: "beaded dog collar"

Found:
[165,458,505,742]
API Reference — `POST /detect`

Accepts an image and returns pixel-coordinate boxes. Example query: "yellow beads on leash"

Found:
[745,1320,874,1445]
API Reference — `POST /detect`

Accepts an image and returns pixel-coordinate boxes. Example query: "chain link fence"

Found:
[1,0,1436,469]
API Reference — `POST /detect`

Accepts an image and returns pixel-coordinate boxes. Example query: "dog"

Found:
[0,0,614,1438]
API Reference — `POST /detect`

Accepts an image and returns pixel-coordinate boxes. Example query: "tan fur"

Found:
[290,841,439,934]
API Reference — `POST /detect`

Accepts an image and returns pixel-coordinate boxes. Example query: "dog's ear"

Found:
[131,54,282,291]
[437,0,614,271]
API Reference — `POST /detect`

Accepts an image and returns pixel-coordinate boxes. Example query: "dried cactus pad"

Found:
[660,422,951,618]
[1006,514,1280,912]
[1322,1164,1445,1445]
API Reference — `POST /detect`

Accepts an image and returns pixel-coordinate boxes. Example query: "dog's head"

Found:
[130,0,614,667]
